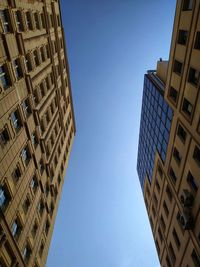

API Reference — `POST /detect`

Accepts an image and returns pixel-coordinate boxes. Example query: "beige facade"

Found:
[143,0,200,266]
[0,0,75,266]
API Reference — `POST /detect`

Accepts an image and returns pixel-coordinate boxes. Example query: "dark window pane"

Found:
[182,98,193,116]
[188,67,200,86]
[194,32,200,50]
[177,30,188,45]
[173,60,182,75]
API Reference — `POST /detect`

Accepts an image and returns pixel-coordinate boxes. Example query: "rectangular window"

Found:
[0,64,11,89]
[23,197,30,214]
[166,185,173,202]
[193,145,200,166]
[0,127,10,145]
[177,30,188,45]
[11,217,22,239]
[21,145,31,166]
[166,255,172,267]
[34,12,40,29]
[177,124,187,143]
[163,201,169,217]
[173,147,182,165]
[15,10,24,32]
[31,221,38,238]
[169,87,178,103]
[194,32,200,50]
[187,171,198,192]
[158,227,163,243]
[169,167,177,184]
[22,98,31,117]
[191,249,200,267]
[160,215,166,232]
[11,109,22,132]
[22,244,31,263]
[25,54,32,72]
[188,67,200,86]
[173,60,182,75]
[182,98,193,116]
[41,13,45,28]
[182,0,193,10]
[30,175,38,193]
[33,50,40,67]
[169,243,176,265]
[155,180,160,192]
[12,164,21,182]
[0,185,11,210]
[0,9,11,33]
[172,228,180,249]
[13,58,23,80]
[26,11,33,30]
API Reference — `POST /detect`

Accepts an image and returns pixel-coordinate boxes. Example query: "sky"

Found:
[46,1,176,266]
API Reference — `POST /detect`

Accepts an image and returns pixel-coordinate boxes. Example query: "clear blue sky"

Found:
[46,1,176,266]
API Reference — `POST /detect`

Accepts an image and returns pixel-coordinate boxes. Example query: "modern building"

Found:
[137,0,200,266]
[0,1,75,266]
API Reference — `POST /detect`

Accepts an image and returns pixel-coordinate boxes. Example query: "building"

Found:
[0,1,76,266]
[137,0,200,266]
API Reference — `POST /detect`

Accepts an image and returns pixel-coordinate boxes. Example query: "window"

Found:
[157,164,163,178]
[21,145,31,166]
[160,215,166,232]
[45,219,50,236]
[15,10,24,32]
[166,185,173,201]
[33,50,40,67]
[0,9,11,33]
[177,124,187,143]
[155,239,160,255]
[34,12,40,29]
[155,180,160,192]
[173,147,182,165]
[50,201,54,216]
[163,201,169,217]
[11,218,22,239]
[173,60,183,75]
[11,109,22,132]
[39,242,44,258]
[0,64,11,89]
[193,145,200,165]
[23,197,30,214]
[169,243,176,265]
[194,32,200,50]
[188,67,200,86]
[40,46,46,62]
[37,199,44,216]
[31,221,38,238]
[45,183,50,197]
[166,255,172,267]
[182,98,193,116]
[25,54,32,72]
[169,87,178,103]
[0,127,10,145]
[30,175,38,193]
[31,132,38,148]
[22,98,31,117]
[58,175,61,185]
[182,0,193,10]
[172,228,180,249]
[0,185,11,210]
[187,171,198,192]
[26,11,33,30]
[57,15,61,27]
[158,227,163,243]
[41,13,45,29]
[22,243,31,263]
[169,167,177,183]
[39,159,44,175]
[12,164,21,182]
[191,249,200,267]
[177,30,188,45]
[13,58,23,80]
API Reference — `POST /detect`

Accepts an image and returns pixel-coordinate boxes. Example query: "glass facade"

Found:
[137,73,173,191]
